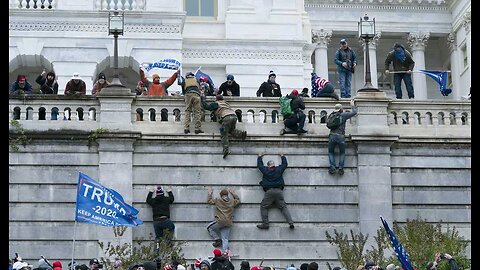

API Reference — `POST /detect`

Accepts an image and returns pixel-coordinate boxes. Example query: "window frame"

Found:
[184,0,217,18]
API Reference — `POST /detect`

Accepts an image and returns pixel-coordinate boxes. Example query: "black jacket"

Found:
[211,256,235,270]
[219,81,240,96]
[256,81,281,97]
[288,95,305,113]
[257,156,287,191]
[146,191,174,219]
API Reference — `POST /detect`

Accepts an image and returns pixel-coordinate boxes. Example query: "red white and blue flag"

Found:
[194,68,215,88]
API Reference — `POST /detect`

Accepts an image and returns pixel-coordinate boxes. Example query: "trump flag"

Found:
[75,172,142,227]
[381,216,414,270]
[194,68,215,88]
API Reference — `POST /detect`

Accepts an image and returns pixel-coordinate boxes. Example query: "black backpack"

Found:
[216,260,234,270]
[326,111,342,129]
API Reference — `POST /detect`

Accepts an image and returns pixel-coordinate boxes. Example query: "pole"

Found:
[71,221,78,270]
[107,32,126,88]
[358,37,379,92]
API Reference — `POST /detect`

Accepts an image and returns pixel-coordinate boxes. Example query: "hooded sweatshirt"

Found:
[207,192,240,226]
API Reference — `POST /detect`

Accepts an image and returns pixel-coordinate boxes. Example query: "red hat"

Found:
[163,264,172,270]
[17,75,26,81]
[251,266,262,270]
[194,258,202,267]
[291,89,299,96]
[213,248,222,257]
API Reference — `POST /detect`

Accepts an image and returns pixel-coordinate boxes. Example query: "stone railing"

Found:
[9,0,146,10]
[10,0,57,9]
[9,94,471,138]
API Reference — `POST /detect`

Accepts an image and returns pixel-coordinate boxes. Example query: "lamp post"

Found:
[106,11,126,88]
[357,14,380,92]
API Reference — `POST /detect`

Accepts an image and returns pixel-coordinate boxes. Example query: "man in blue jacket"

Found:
[256,152,294,230]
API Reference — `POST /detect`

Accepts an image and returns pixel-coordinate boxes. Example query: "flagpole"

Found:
[71,220,78,269]
[388,70,451,74]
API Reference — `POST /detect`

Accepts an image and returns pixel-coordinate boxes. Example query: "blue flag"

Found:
[194,68,215,88]
[419,70,452,96]
[75,172,143,227]
[381,216,414,270]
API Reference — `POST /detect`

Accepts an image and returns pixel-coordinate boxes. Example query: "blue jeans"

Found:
[328,134,346,169]
[393,73,414,99]
[153,218,175,239]
[206,221,232,251]
[338,70,352,98]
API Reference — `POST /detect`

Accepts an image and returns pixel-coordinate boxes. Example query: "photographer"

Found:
[89,259,103,270]
[426,253,458,270]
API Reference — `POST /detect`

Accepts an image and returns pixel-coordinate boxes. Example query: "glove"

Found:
[165,186,172,193]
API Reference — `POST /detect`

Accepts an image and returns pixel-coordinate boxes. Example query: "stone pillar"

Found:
[462,11,471,93]
[312,29,332,79]
[350,96,398,247]
[303,43,316,89]
[359,32,381,88]
[97,86,135,129]
[94,136,140,257]
[408,32,430,100]
[447,32,461,100]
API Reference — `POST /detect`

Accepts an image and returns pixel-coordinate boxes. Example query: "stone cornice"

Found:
[9,21,181,34]
[462,11,471,33]
[312,29,332,47]
[407,31,430,50]
[447,32,456,51]
[182,49,302,61]
[305,3,449,12]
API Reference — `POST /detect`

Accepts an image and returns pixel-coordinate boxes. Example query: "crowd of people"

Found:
[9,40,421,100]
[9,251,460,270]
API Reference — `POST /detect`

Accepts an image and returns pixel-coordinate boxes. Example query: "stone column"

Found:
[94,87,140,258]
[447,32,460,100]
[312,29,332,79]
[408,32,430,100]
[350,96,398,247]
[462,11,471,93]
[303,43,316,88]
[359,32,381,88]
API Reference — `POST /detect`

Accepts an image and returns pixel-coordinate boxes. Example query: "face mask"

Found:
[99,79,105,84]
[222,195,230,201]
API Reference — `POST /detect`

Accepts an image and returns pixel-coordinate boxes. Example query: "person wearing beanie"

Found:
[92,72,111,96]
[10,74,33,96]
[334,38,357,98]
[146,185,175,240]
[385,42,416,99]
[210,249,234,270]
[299,263,308,270]
[139,66,179,97]
[300,87,310,98]
[35,69,59,95]
[240,261,250,270]
[199,261,211,270]
[306,262,318,270]
[327,99,357,175]
[206,187,240,252]
[256,70,281,97]
[64,72,86,96]
[219,74,240,96]
[256,151,294,230]
[280,89,307,135]
[201,94,247,158]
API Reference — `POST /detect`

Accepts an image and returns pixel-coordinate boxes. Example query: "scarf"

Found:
[394,48,406,62]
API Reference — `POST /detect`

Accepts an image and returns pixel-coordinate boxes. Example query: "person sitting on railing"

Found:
[64,72,86,96]
[311,72,339,100]
[256,71,282,97]
[139,67,179,97]
[10,75,33,96]
[91,73,110,96]
[281,89,308,135]
[35,69,58,95]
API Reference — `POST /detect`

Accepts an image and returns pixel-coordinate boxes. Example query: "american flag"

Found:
[380,216,414,270]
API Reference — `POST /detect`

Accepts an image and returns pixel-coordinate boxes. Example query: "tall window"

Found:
[185,0,215,17]
[461,44,468,68]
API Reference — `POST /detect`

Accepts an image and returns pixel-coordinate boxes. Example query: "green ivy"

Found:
[9,119,31,152]
[88,128,109,148]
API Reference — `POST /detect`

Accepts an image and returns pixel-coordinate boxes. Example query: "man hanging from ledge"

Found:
[201,94,247,158]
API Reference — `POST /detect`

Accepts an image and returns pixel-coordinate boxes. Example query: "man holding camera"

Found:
[426,253,458,270]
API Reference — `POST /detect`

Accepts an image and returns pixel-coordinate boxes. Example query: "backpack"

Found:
[279,96,293,116]
[326,111,342,129]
